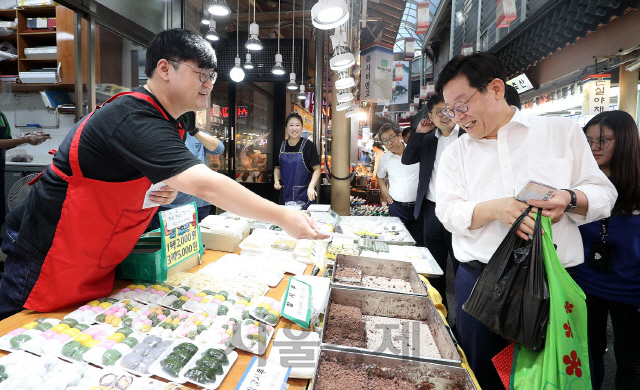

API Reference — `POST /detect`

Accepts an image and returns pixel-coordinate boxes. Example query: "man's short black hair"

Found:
[372,142,384,150]
[402,126,413,138]
[504,84,521,109]
[435,52,507,97]
[426,94,444,113]
[377,123,401,138]
[146,28,217,77]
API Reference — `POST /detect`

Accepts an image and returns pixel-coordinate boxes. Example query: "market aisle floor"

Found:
[443,257,616,390]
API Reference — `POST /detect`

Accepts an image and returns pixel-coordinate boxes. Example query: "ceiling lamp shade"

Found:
[244,53,254,69]
[206,20,219,41]
[330,28,355,70]
[337,89,354,103]
[336,101,350,111]
[230,56,245,82]
[311,0,349,29]
[330,52,355,71]
[335,71,355,89]
[246,23,263,50]
[298,84,307,100]
[272,53,286,75]
[345,106,357,118]
[207,0,231,16]
[287,73,298,90]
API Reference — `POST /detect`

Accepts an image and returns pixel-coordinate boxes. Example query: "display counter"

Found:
[0,249,312,390]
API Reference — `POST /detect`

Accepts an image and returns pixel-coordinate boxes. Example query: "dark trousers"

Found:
[585,293,640,390]
[456,263,510,390]
[0,224,44,320]
[388,201,424,247]
[422,200,459,312]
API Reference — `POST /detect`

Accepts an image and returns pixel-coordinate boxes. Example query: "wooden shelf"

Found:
[19,58,57,61]
[20,29,56,36]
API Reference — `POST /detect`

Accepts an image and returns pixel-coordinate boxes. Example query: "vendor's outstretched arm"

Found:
[164,164,324,239]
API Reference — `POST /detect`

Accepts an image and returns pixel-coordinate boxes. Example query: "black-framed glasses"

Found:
[442,81,491,119]
[380,134,397,145]
[431,109,445,117]
[586,138,615,149]
[168,59,217,85]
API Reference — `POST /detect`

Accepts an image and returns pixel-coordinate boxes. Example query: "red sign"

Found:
[220,106,249,118]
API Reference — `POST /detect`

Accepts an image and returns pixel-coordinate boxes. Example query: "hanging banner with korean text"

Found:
[394,62,404,81]
[582,74,611,116]
[403,38,415,61]
[496,0,517,28]
[361,43,394,103]
[461,43,474,56]
[416,1,430,34]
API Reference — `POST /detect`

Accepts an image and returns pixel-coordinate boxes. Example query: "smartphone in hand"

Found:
[516,180,556,202]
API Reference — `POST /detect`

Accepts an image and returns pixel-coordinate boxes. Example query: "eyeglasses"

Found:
[442,81,491,119]
[380,134,397,145]
[168,59,217,85]
[586,138,615,149]
[431,109,445,117]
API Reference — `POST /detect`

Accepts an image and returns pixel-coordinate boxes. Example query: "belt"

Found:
[393,201,416,208]
[462,260,486,271]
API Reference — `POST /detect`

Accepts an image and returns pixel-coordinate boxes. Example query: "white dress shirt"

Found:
[435,108,617,267]
[426,125,461,202]
[377,148,420,203]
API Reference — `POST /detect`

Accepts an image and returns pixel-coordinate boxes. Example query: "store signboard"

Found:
[403,38,415,61]
[293,105,314,134]
[496,0,517,28]
[416,1,430,34]
[507,73,535,94]
[360,43,394,103]
[394,62,403,81]
[582,74,611,115]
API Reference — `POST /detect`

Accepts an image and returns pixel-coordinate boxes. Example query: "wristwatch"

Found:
[187,127,200,137]
[562,189,577,213]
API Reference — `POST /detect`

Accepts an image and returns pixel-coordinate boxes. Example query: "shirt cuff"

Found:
[571,184,614,224]
[437,200,483,238]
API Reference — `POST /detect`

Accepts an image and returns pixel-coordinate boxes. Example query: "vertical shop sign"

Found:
[496,0,517,28]
[461,43,474,56]
[403,38,415,61]
[416,1,430,34]
[426,82,435,95]
[394,62,404,81]
[361,43,394,103]
[582,74,611,115]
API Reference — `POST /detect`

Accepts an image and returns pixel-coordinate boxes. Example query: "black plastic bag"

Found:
[462,206,550,351]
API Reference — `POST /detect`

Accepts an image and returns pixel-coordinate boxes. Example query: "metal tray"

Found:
[320,286,461,366]
[311,346,477,389]
[332,255,428,296]
[336,216,417,246]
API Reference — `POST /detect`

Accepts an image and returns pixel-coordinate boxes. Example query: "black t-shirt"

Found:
[7,87,201,256]
[275,138,320,172]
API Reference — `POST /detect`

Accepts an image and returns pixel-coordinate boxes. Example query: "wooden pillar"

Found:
[619,54,639,121]
[330,72,351,216]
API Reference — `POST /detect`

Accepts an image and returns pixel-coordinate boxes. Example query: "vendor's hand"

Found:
[279,209,329,240]
[416,118,435,133]
[149,185,178,205]
[22,133,51,145]
[307,187,317,201]
[274,181,282,190]
[493,197,538,240]
[527,190,571,224]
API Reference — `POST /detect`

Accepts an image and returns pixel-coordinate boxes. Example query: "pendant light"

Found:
[287,0,298,91]
[329,25,354,71]
[337,89,353,103]
[206,19,220,41]
[345,103,358,118]
[272,0,286,75]
[245,0,262,51]
[336,101,350,111]
[229,0,245,82]
[208,0,231,16]
[335,70,355,89]
[311,0,349,30]
[297,0,307,100]
[244,15,253,69]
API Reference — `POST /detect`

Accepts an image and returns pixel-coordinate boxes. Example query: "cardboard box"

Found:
[200,225,250,252]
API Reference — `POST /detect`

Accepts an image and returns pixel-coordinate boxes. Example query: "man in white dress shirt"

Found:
[376,123,422,246]
[434,52,617,390]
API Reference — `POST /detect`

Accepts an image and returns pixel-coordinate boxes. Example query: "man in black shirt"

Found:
[0,29,324,319]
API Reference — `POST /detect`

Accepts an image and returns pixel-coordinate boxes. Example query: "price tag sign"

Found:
[159,203,202,268]
[307,241,327,272]
[281,277,312,329]
[235,356,291,390]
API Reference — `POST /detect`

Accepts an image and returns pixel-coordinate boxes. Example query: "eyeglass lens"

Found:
[382,135,396,144]
[588,139,614,149]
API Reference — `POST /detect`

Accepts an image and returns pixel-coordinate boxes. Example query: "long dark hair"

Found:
[583,110,640,215]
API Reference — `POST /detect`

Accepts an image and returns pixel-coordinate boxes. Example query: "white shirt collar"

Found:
[435,125,461,139]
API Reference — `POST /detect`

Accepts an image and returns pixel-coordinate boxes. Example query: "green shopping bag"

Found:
[509,215,591,390]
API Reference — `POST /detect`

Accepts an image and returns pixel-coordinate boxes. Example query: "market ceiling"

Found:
[185,0,408,81]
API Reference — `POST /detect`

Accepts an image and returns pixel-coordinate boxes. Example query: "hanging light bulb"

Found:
[335,70,355,89]
[207,0,231,16]
[230,0,244,82]
[201,12,210,25]
[272,0,285,75]
[244,53,254,69]
[337,89,353,103]
[245,0,262,50]
[330,26,355,71]
[272,53,286,75]
[311,0,349,29]
[287,73,298,90]
[298,84,306,100]
[206,20,219,41]
[336,101,350,111]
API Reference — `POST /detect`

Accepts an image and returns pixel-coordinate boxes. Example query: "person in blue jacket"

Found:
[573,110,640,390]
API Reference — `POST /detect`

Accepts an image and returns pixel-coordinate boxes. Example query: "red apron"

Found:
[24,91,184,312]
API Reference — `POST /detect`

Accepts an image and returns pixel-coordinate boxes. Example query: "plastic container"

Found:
[93,299,147,329]
[65,297,120,324]
[117,335,174,376]
[249,297,281,327]
[115,238,167,282]
[148,341,201,383]
[179,347,238,388]
[158,286,198,311]
[24,46,57,59]
[233,320,274,355]
[0,317,64,353]
[82,329,145,368]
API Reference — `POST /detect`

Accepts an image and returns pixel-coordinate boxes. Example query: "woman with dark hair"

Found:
[573,110,640,390]
[274,112,321,208]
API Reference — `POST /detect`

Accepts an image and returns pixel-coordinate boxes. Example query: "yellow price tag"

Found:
[307,241,327,272]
